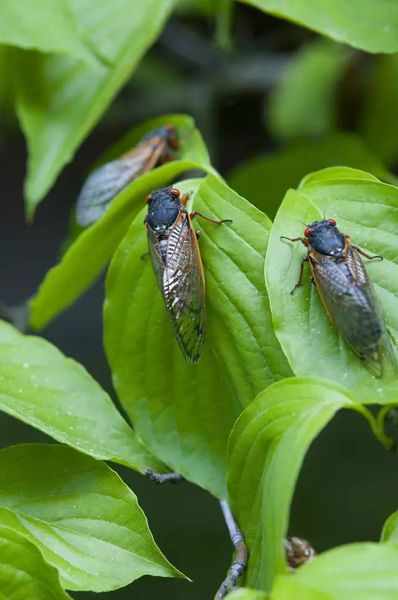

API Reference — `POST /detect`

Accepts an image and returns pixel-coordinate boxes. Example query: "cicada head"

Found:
[145,186,181,236]
[163,124,179,150]
[304,219,345,257]
[142,124,179,151]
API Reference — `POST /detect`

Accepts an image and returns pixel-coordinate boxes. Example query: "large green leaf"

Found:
[240,0,398,54]
[0,320,162,473]
[228,377,359,592]
[267,40,350,141]
[361,54,398,167]
[228,132,390,220]
[0,525,70,600]
[0,444,182,591]
[104,175,291,498]
[14,0,176,216]
[0,0,98,63]
[265,167,398,404]
[30,115,213,329]
[272,542,398,600]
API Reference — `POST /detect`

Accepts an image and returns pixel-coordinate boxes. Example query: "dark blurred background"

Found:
[1,4,398,598]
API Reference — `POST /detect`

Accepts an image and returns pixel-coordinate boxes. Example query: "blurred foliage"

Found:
[267,40,352,140]
[360,54,398,167]
[228,133,391,220]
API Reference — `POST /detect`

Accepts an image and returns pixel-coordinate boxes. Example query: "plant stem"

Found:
[353,405,394,450]
[215,500,248,598]
[145,469,185,484]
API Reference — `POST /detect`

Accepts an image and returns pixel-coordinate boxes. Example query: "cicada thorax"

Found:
[75,124,179,227]
[285,219,393,378]
[145,187,206,363]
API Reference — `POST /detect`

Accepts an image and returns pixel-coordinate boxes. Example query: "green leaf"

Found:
[381,511,398,542]
[0,525,71,600]
[227,377,356,592]
[272,542,398,600]
[240,0,398,54]
[265,166,398,404]
[0,444,182,591]
[0,320,163,473]
[361,54,398,167]
[0,0,98,63]
[14,0,176,216]
[228,132,390,220]
[29,115,213,330]
[267,40,351,141]
[104,174,291,498]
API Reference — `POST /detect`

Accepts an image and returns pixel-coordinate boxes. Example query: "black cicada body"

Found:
[282,219,395,378]
[76,125,179,227]
[145,186,231,363]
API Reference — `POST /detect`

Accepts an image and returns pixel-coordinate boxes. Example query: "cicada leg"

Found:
[352,245,383,261]
[290,257,309,295]
[181,193,190,207]
[280,236,306,243]
[190,210,232,225]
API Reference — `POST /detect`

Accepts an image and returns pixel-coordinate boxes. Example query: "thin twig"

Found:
[215,500,248,598]
[145,468,185,484]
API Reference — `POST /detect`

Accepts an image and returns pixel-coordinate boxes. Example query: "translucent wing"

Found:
[76,137,166,227]
[310,242,389,377]
[147,212,206,363]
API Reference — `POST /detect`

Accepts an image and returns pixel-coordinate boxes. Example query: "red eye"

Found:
[145,193,151,204]
[170,187,180,197]
[304,227,312,237]
[329,219,336,226]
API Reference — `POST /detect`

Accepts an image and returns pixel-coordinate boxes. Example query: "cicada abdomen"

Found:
[145,186,231,363]
[76,125,179,227]
[282,218,396,378]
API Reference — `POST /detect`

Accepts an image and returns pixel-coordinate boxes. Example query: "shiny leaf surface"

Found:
[0,444,182,591]
[0,320,162,473]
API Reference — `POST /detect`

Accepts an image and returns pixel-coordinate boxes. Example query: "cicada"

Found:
[145,186,231,363]
[282,218,396,378]
[75,124,179,227]
[285,536,316,570]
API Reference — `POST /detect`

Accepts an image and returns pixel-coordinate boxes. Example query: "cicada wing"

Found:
[310,244,387,377]
[147,213,206,363]
[75,138,166,227]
